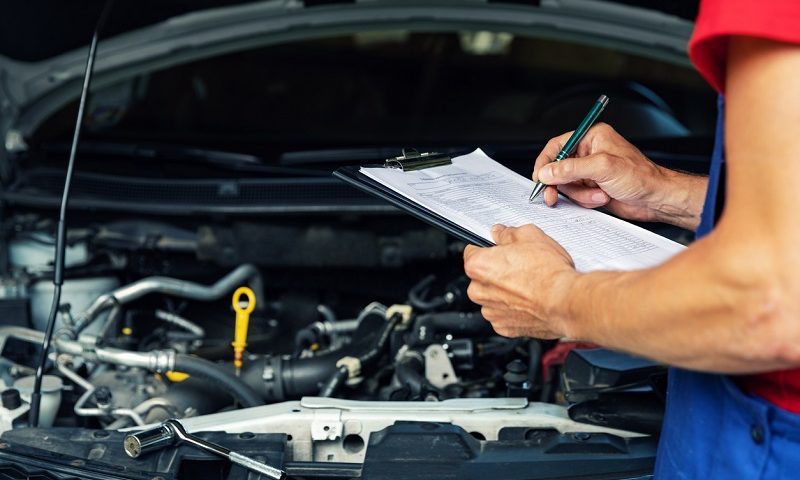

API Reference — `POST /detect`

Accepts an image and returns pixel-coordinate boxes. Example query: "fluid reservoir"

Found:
[29,277,119,335]
[9,237,119,335]
[14,375,63,428]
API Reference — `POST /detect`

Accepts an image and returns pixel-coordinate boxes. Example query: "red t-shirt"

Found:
[689,0,800,413]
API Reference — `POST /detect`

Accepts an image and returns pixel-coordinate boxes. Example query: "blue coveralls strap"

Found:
[653,96,800,479]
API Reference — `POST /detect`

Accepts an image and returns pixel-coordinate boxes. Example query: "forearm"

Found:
[559,229,800,373]
[647,168,708,231]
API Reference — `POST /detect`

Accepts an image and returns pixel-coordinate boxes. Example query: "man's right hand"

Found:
[532,123,707,230]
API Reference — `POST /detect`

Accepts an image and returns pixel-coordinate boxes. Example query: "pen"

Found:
[529,94,609,202]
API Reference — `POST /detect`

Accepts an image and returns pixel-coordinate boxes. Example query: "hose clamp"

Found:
[386,304,413,327]
[336,356,361,380]
[148,350,176,373]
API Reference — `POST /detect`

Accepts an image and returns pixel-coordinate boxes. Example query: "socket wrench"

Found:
[123,419,285,480]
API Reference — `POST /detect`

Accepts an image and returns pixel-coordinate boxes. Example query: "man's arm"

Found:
[465,36,800,373]
[563,36,800,372]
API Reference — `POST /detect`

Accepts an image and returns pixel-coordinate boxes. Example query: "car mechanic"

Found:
[463,0,800,477]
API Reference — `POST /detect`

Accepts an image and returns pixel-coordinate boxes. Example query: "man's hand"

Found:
[533,123,707,231]
[463,224,577,339]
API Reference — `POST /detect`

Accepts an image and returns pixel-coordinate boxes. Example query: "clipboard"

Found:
[333,149,493,247]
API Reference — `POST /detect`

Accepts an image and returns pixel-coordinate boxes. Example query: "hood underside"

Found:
[0,0,698,150]
[1,0,699,62]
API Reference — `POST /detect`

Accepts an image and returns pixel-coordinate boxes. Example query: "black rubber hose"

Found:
[317,313,401,398]
[528,339,543,388]
[319,366,349,398]
[408,275,447,311]
[409,312,493,347]
[173,354,263,408]
[394,354,429,398]
[357,312,401,367]
[243,308,388,400]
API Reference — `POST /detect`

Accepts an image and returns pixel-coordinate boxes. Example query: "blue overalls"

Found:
[653,97,800,478]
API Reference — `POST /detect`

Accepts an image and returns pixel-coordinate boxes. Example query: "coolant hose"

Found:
[393,353,430,399]
[173,354,263,408]
[243,305,389,401]
[318,366,349,398]
[408,311,493,347]
[318,312,401,398]
[355,311,401,367]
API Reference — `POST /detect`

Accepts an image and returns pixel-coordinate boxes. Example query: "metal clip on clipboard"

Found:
[384,148,451,171]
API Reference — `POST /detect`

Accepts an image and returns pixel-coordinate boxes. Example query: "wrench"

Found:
[123,419,285,480]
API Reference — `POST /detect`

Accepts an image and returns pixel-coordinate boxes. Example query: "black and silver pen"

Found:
[529,95,609,202]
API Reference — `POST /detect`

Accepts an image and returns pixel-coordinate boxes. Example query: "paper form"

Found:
[361,149,685,272]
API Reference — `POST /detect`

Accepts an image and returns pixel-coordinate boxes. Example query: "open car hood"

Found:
[0,0,696,152]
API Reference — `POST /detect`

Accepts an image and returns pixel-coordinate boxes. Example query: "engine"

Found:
[0,217,552,433]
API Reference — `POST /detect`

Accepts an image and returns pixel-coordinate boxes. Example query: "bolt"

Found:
[506,359,527,374]
[93,386,113,407]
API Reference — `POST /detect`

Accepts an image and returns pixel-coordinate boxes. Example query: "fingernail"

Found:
[491,224,505,233]
[538,166,553,183]
[591,192,607,203]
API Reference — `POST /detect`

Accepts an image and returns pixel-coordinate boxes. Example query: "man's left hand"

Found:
[463,224,577,339]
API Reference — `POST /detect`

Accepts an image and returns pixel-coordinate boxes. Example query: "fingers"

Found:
[532,131,574,182]
[544,185,559,207]
[557,183,610,208]
[491,224,513,245]
[463,244,480,261]
[537,152,613,186]
[466,226,546,282]
[532,123,618,181]
[467,280,493,305]
[492,224,546,246]
[463,244,485,279]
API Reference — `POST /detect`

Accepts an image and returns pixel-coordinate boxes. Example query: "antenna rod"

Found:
[29,0,113,428]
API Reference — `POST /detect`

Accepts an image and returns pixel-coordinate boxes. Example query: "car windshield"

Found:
[35,29,715,164]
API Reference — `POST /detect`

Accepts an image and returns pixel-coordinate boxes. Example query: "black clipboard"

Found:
[333,149,493,247]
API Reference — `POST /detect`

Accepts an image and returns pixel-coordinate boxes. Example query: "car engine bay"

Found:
[0,211,667,478]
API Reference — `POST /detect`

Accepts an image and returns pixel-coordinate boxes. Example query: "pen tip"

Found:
[529,183,544,202]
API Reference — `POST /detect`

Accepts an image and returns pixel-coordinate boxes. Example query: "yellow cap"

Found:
[165,371,190,382]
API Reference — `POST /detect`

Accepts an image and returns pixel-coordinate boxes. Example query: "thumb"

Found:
[537,153,612,185]
[491,224,514,245]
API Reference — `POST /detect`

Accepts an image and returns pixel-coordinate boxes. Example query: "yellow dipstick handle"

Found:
[232,286,256,375]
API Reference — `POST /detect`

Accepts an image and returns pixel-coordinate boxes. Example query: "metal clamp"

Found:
[384,148,451,171]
